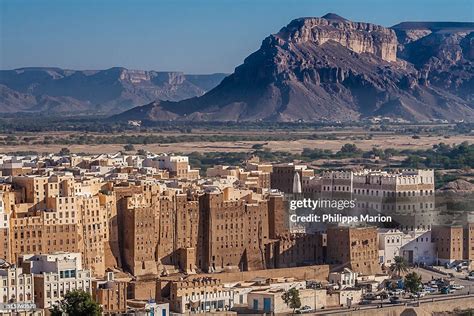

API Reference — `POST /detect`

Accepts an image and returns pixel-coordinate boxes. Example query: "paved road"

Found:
[309,293,474,315]
[413,267,474,295]
[307,268,474,315]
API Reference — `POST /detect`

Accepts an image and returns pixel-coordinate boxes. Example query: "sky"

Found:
[1,0,473,74]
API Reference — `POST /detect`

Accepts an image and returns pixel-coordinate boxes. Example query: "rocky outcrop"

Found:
[0,84,37,112]
[438,179,474,193]
[393,22,474,105]
[114,14,474,122]
[0,67,227,114]
[278,14,398,62]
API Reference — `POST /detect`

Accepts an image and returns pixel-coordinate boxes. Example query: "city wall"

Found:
[188,265,330,283]
[129,265,330,300]
[334,296,474,316]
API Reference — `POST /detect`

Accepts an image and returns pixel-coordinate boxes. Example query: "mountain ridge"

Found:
[0,67,227,115]
[113,14,474,122]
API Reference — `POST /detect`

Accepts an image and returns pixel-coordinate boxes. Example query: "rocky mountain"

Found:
[115,14,474,122]
[438,179,474,193]
[392,22,474,104]
[0,67,227,114]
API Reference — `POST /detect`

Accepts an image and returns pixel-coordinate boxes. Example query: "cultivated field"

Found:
[0,131,471,154]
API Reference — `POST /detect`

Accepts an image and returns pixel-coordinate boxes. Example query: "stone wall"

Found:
[333,296,474,316]
[128,279,157,300]
[188,264,330,283]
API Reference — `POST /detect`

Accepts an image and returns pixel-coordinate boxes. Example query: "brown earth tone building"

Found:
[92,273,127,315]
[432,224,474,264]
[200,189,269,272]
[326,226,380,275]
[465,223,474,261]
[114,182,285,276]
[266,232,325,268]
[1,153,454,288]
[157,277,233,313]
[270,164,314,194]
[4,174,114,277]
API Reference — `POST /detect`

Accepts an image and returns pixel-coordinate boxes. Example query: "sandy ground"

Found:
[0,134,471,154]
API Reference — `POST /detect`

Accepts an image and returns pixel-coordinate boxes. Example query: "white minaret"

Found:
[292,171,302,194]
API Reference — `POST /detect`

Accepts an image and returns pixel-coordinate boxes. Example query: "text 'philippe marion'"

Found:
[290,213,393,224]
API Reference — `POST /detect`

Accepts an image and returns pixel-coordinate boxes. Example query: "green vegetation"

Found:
[0,132,340,146]
[188,152,250,172]
[50,290,101,316]
[282,288,301,313]
[123,144,135,151]
[404,272,423,294]
[402,142,474,169]
[0,115,471,136]
[391,256,409,278]
[435,172,462,189]
[181,141,474,178]
[58,147,71,156]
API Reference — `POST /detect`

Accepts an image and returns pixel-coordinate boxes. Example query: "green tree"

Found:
[58,147,71,156]
[403,155,422,168]
[340,143,360,153]
[404,272,422,294]
[336,143,363,158]
[137,149,147,156]
[282,287,301,313]
[391,256,409,278]
[123,144,135,152]
[50,290,101,316]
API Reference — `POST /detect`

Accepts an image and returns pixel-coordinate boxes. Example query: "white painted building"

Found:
[328,268,358,289]
[378,229,406,265]
[130,300,170,316]
[400,231,436,265]
[378,229,436,265]
[0,193,11,262]
[0,193,9,229]
[20,253,91,309]
[0,265,35,308]
[226,279,306,306]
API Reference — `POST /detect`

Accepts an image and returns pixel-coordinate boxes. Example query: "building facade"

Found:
[21,253,92,309]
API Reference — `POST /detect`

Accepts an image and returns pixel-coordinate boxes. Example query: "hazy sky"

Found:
[1,0,473,73]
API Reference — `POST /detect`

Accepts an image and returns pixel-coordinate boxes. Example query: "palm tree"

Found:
[391,256,409,278]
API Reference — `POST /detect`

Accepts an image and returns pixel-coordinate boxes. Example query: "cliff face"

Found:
[393,22,474,104]
[115,14,474,122]
[277,15,398,62]
[0,67,227,114]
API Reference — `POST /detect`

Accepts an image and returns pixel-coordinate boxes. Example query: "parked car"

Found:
[429,280,439,287]
[389,289,404,296]
[441,287,455,294]
[296,306,313,314]
[364,293,378,300]
[423,286,437,293]
[408,291,426,298]
[466,272,474,281]
[389,296,402,304]
[451,284,464,290]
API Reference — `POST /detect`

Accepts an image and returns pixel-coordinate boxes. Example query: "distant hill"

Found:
[392,21,474,32]
[0,67,227,115]
[114,14,474,122]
